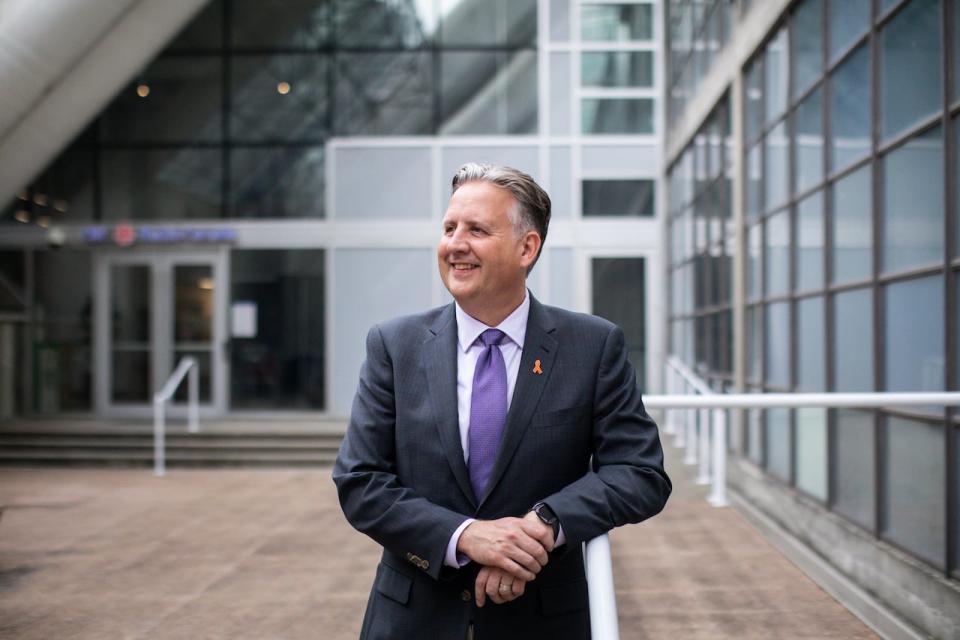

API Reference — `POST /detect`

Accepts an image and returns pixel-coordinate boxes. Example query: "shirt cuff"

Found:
[555,524,566,548]
[444,518,476,568]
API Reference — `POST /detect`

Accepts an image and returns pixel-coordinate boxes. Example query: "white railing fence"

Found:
[582,358,960,640]
[152,356,200,477]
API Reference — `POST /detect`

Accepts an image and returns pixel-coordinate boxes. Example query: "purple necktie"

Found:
[468,329,508,501]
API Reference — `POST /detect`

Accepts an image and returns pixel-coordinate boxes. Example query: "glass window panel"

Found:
[111,266,149,344]
[334,53,432,135]
[765,301,790,388]
[581,98,654,134]
[581,3,653,41]
[765,209,790,297]
[764,122,789,210]
[748,223,762,301]
[334,146,431,219]
[792,0,823,96]
[883,416,945,568]
[230,54,329,143]
[748,405,763,463]
[796,191,824,291]
[440,51,538,135]
[829,44,870,171]
[22,141,96,223]
[101,57,222,143]
[765,27,789,124]
[828,0,869,62]
[747,304,762,381]
[592,258,646,389]
[169,0,222,51]
[765,407,791,480]
[834,287,874,392]
[796,407,826,500]
[231,250,326,410]
[885,274,944,392]
[101,149,222,220]
[112,351,150,403]
[882,126,944,273]
[834,409,875,528]
[232,0,329,48]
[550,0,570,41]
[581,51,653,87]
[797,296,824,391]
[582,180,654,217]
[439,0,536,46]
[795,86,824,193]
[832,164,872,283]
[745,58,764,143]
[336,0,433,48]
[174,266,213,343]
[550,146,573,217]
[230,147,323,219]
[746,142,762,219]
[551,53,572,135]
[880,0,942,141]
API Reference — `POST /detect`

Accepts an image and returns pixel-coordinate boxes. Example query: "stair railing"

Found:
[152,356,199,476]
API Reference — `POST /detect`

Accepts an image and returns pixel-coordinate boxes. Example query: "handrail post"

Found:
[153,395,165,477]
[708,408,728,506]
[684,402,697,465]
[696,407,711,485]
[188,358,199,434]
[663,367,675,436]
[585,534,620,640]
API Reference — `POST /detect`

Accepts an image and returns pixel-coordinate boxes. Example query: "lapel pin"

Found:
[533,359,543,375]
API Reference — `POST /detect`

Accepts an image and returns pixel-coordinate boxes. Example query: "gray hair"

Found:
[450,163,551,272]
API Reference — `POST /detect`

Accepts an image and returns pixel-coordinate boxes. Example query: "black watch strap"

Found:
[532,502,560,543]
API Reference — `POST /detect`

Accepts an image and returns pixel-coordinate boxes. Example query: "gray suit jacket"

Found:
[333,296,671,640]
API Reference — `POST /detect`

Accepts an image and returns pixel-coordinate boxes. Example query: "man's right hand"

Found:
[457,517,554,581]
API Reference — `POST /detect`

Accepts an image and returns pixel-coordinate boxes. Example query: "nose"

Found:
[445,226,469,254]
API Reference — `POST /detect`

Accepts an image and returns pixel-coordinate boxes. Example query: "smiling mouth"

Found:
[451,263,478,271]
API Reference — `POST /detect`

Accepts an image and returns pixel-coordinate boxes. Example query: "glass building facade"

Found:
[666,0,959,631]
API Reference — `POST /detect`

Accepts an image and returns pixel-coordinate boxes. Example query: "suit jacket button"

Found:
[461,590,471,602]
[421,560,430,570]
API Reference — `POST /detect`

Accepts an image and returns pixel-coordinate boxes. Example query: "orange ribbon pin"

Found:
[532,359,543,375]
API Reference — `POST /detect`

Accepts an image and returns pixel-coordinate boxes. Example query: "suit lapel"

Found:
[423,304,477,507]
[478,297,558,508]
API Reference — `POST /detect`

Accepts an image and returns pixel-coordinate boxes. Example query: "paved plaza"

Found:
[0,442,877,639]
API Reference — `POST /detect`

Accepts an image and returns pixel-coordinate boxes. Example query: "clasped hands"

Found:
[456,511,555,607]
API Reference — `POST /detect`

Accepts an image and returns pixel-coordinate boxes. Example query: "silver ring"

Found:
[499,583,511,592]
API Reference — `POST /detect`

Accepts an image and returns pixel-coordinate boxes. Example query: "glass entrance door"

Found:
[94,250,227,416]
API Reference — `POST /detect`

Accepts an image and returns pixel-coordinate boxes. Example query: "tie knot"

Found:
[478,328,506,348]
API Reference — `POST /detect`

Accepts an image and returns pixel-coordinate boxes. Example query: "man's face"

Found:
[438,181,532,310]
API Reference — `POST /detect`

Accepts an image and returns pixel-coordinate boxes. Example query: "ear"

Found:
[519,230,542,268]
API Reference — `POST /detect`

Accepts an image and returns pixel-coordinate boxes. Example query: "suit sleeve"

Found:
[540,324,671,545]
[332,325,468,580]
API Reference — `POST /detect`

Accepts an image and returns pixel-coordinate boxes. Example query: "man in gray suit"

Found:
[333,163,671,639]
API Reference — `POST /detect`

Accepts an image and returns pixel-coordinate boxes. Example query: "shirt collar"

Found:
[455,290,529,353]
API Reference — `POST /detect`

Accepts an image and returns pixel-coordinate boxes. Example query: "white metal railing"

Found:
[152,356,199,476]
[582,357,960,639]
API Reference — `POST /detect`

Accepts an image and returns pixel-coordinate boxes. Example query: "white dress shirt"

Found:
[443,291,564,568]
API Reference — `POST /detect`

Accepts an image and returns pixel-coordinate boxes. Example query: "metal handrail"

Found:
[152,356,199,476]
[582,360,960,639]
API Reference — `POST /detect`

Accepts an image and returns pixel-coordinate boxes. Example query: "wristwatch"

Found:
[531,502,560,543]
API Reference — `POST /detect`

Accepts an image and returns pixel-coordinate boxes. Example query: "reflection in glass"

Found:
[101,149,222,220]
[883,416,945,568]
[883,126,943,272]
[581,4,652,41]
[885,275,944,392]
[796,407,826,500]
[337,0,433,48]
[440,51,538,135]
[791,0,822,96]
[747,305,762,381]
[581,98,653,134]
[745,59,763,143]
[592,258,646,389]
[797,296,824,391]
[765,27,789,124]
[832,164,872,283]
[233,0,330,48]
[765,301,790,388]
[231,250,325,409]
[796,191,823,291]
[582,180,654,217]
[880,0,941,141]
[764,122,788,211]
[765,407,790,481]
[440,0,536,46]
[174,266,213,343]
[747,223,761,301]
[834,409,875,528]
[581,51,653,87]
[834,287,873,392]
[169,0,222,51]
[230,147,324,218]
[112,351,150,403]
[829,0,869,61]
[765,209,789,297]
[746,143,761,219]
[794,86,823,194]
[335,53,433,135]
[230,54,329,143]
[830,45,870,171]
[111,264,151,403]
[101,57,222,143]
